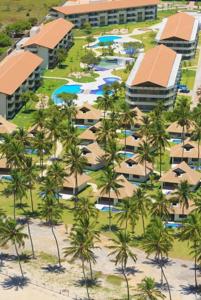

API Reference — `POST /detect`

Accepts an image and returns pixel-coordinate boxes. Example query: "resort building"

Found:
[50,0,159,28]
[115,156,153,182]
[62,172,90,195]
[79,122,101,145]
[22,18,74,69]
[0,50,43,119]
[0,116,17,135]
[96,175,137,205]
[0,158,10,175]
[166,121,195,139]
[126,45,182,111]
[81,142,105,170]
[119,132,143,152]
[130,107,144,130]
[168,199,194,222]
[156,12,199,59]
[75,103,102,125]
[170,140,201,165]
[159,162,201,191]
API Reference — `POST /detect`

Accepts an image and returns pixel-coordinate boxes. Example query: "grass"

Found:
[112,68,132,82]
[44,39,87,78]
[155,149,171,173]
[37,78,67,96]
[0,0,62,25]
[180,69,196,90]
[69,72,99,83]
[106,275,124,286]
[132,31,157,51]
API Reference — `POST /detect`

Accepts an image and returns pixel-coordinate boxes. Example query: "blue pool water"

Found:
[171,138,182,144]
[93,59,120,71]
[165,222,182,229]
[1,175,12,181]
[125,130,133,136]
[90,35,122,48]
[25,148,38,155]
[90,77,120,95]
[119,152,134,158]
[101,206,121,212]
[52,84,83,105]
[103,77,120,84]
[76,125,89,130]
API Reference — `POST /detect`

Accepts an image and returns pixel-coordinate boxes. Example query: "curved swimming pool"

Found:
[52,84,83,105]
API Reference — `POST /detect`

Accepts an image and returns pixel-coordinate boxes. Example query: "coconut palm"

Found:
[138,115,152,142]
[178,212,201,290]
[96,118,118,148]
[96,88,113,119]
[63,225,96,299]
[136,141,155,177]
[32,108,47,131]
[24,157,38,212]
[61,121,80,151]
[170,180,192,215]
[64,144,87,205]
[47,161,66,200]
[173,97,191,159]
[132,188,151,234]
[120,103,136,152]
[191,120,201,169]
[75,196,99,220]
[151,190,170,221]
[108,230,137,300]
[142,217,173,300]
[104,138,122,169]
[4,169,27,220]
[58,93,77,123]
[0,218,28,277]
[135,276,166,300]
[98,166,121,231]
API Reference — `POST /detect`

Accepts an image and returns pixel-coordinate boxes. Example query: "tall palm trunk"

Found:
[141,210,145,235]
[29,188,34,212]
[122,262,130,300]
[108,190,112,231]
[13,193,16,220]
[160,254,172,300]
[89,260,93,281]
[198,139,200,169]
[124,128,127,154]
[182,126,185,160]
[14,241,24,278]
[194,240,198,290]
[51,225,61,267]
[82,258,90,300]
[159,145,162,177]
[27,218,35,259]
[75,172,78,208]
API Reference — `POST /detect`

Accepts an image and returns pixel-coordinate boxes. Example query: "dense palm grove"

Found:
[0,83,201,299]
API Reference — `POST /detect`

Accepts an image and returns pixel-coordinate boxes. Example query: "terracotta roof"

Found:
[79,122,101,142]
[167,121,195,134]
[76,103,102,121]
[168,199,195,216]
[119,132,143,148]
[160,12,196,42]
[53,0,159,16]
[96,175,137,200]
[170,139,201,159]
[132,45,177,88]
[63,172,90,188]
[0,158,9,170]
[0,116,17,134]
[131,107,144,126]
[0,50,43,95]
[81,142,105,165]
[115,155,153,176]
[23,19,74,49]
[159,161,201,186]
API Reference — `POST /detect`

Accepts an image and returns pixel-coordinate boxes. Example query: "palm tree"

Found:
[108,230,137,300]
[96,88,114,119]
[132,188,151,234]
[47,161,66,200]
[173,97,191,159]
[4,169,27,220]
[32,108,47,131]
[64,144,87,205]
[0,218,28,277]
[24,157,38,212]
[136,141,155,177]
[191,120,201,169]
[135,277,166,300]
[98,166,120,231]
[138,115,152,142]
[104,138,122,169]
[178,212,201,290]
[39,195,63,267]
[120,103,135,152]
[170,180,192,215]
[63,225,96,299]
[75,196,99,220]
[151,190,170,221]
[96,118,118,149]
[13,127,29,147]
[58,93,77,124]
[142,217,173,300]
[150,120,170,177]
[61,121,80,151]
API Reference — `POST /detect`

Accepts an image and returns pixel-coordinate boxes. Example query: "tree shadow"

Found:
[1,276,29,290]
[75,277,101,289]
[100,224,119,232]
[142,257,174,268]
[180,284,201,295]
[116,266,143,276]
[0,252,31,263]
[15,203,29,210]
[41,264,65,273]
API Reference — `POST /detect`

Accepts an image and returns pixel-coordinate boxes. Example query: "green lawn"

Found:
[44,39,88,78]
[132,31,157,51]
[37,78,67,97]
[155,149,171,173]
[181,69,196,90]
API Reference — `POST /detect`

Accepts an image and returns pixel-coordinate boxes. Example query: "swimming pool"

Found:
[165,222,182,229]
[76,124,90,130]
[90,35,122,48]
[103,77,120,84]
[101,206,121,212]
[118,151,134,159]
[52,84,83,105]
[25,148,38,155]
[1,175,12,181]
[124,130,133,136]
[90,77,120,95]
[93,58,121,71]
[171,138,182,144]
